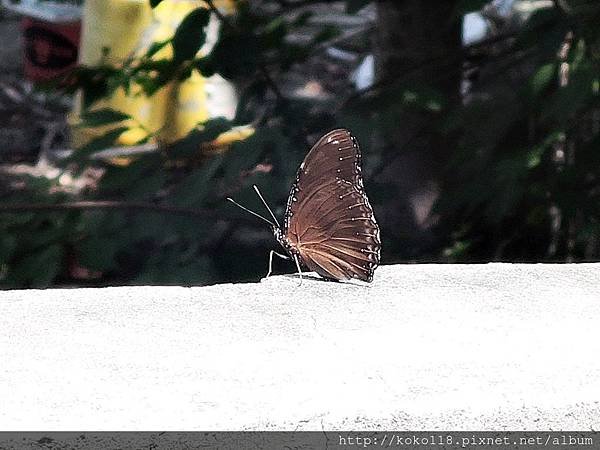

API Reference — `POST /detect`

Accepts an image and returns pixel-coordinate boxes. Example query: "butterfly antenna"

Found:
[226,197,275,227]
[253,185,281,228]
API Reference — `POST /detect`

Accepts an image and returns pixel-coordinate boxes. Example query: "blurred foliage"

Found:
[1,0,599,288]
[437,0,600,262]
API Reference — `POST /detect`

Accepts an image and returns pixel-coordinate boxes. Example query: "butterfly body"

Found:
[273,227,299,259]
[274,128,381,282]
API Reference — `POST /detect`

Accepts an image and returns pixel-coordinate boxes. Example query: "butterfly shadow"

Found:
[281,273,373,289]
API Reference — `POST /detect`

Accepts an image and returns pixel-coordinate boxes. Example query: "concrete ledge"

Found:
[1,263,599,430]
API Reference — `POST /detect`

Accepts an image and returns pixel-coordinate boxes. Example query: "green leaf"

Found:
[527,131,563,169]
[72,127,129,160]
[81,108,131,127]
[291,11,312,27]
[529,63,556,97]
[194,56,216,77]
[172,7,211,63]
[311,26,340,45]
[263,17,288,48]
[443,240,472,260]
[208,29,260,79]
[143,39,171,59]
[169,118,232,158]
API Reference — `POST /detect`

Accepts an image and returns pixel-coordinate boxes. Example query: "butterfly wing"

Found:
[283,129,381,282]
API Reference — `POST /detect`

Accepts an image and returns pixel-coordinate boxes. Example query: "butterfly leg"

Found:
[293,254,303,286]
[267,250,289,278]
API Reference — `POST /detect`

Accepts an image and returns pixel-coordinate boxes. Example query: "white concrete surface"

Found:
[1,263,599,430]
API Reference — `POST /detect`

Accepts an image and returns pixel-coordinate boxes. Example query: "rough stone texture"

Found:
[1,263,599,430]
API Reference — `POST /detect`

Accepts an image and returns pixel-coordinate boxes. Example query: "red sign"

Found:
[22,17,80,82]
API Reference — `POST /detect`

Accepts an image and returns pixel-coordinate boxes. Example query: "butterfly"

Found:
[228,128,381,282]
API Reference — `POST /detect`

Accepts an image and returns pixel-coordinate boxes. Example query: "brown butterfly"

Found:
[228,128,381,282]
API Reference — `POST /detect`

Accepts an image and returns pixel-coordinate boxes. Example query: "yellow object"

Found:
[78,0,152,67]
[72,0,243,153]
[201,125,255,155]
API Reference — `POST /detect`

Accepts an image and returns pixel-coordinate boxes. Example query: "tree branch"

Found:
[0,200,251,223]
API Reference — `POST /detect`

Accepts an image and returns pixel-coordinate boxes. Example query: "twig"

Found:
[0,201,235,221]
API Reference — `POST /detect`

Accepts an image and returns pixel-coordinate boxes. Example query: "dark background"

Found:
[1,0,599,288]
